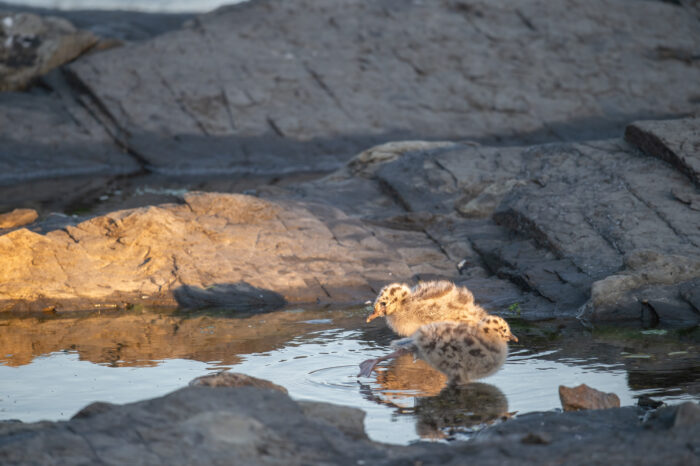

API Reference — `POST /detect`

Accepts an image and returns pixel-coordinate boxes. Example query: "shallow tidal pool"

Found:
[1,306,698,444]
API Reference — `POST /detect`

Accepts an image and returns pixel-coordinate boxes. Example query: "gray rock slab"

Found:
[582,250,700,326]
[0,89,140,185]
[625,118,700,187]
[0,385,697,465]
[65,0,700,174]
[365,121,700,325]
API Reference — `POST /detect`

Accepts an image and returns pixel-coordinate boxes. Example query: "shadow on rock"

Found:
[172,282,286,312]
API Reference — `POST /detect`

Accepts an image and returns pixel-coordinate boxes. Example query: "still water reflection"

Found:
[0,307,698,444]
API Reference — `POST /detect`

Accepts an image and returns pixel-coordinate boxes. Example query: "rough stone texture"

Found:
[1,0,699,191]
[0,191,457,312]
[626,118,700,187]
[1,2,699,325]
[0,208,37,229]
[297,401,369,441]
[61,0,700,176]
[357,122,700,326]
[0,12,98,91]
[583,250,700,326]
[189,372,288,393]
[259,117,700,326]
[558,384,621,411]
[674,401,700,428]
[0,385,697,465]
[0,80,141,186]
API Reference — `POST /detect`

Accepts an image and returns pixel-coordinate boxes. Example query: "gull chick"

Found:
[359,316,517,385]
[366,280,488,336]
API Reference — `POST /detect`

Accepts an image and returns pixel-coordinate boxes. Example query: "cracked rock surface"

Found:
[0,191,456,311]
[2,0,700,188]
[2,119,699,327]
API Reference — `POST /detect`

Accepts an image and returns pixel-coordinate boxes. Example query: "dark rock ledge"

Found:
[0,382,697,465]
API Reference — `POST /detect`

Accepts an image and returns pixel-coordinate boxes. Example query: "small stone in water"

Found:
[559,384,620,411]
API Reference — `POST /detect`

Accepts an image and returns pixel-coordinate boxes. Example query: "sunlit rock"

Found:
[0,208,37,229]
[559,383,620,411]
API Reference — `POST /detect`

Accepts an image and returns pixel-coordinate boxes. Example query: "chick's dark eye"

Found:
[380,301,386,308]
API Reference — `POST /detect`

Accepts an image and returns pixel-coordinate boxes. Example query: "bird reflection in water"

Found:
[358,353,509,440]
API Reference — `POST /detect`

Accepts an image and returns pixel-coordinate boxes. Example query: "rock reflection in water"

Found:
[373,354,448,403]
[360,353,508,439]
[0,307,359,368]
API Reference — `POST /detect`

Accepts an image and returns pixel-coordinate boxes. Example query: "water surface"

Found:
[1,307,698,444]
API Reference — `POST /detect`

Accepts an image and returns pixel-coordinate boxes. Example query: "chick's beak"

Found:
[366,310,381,323]
[508,333,519,343]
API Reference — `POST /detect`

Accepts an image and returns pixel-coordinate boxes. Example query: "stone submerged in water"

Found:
[558,383,621,411]
[189,372,288,393]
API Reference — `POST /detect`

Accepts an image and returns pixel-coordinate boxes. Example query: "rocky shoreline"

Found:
[1,0,699,463]
[1,375,698,465]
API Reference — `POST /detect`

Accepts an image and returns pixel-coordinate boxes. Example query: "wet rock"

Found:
[71,401,117,420]
[189,372,288,393]
[0,192,456,311]
[559,383,621,411]
[644,401,700,431]
[583,250,700,326]
[673,401,700,428]
[520,432,552,445]
[1,384,697,465]
[0,208,37,229]
[0,12,97,91]
[637,395,664,410]
[474,404,699,465]
[625,118,700,187]
[297,401,368,441]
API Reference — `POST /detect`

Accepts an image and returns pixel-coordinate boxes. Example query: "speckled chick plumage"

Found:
[367,281,488,336]
[391,316,517,385]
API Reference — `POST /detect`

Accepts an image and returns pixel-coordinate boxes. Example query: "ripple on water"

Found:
[0,307,698,445]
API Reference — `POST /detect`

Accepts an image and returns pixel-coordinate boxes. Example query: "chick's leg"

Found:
[357,348,410,377]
